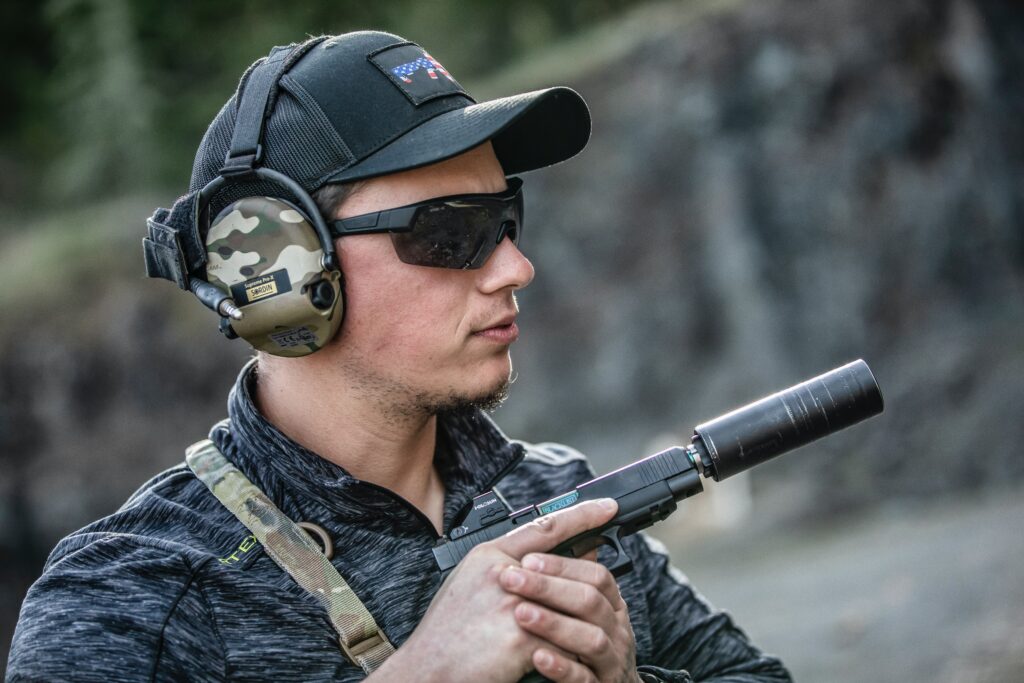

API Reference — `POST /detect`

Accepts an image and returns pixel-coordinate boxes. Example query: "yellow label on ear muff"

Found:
[205,197,343,357]
[231,270,291,305]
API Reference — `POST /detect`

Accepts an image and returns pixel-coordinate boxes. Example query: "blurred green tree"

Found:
[0,0,654,212]
[45,0,157,199]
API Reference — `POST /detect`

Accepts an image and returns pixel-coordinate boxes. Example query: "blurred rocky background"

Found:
[1,0,1022,680]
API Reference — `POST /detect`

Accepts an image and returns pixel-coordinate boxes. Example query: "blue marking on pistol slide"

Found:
[539,491,580,515]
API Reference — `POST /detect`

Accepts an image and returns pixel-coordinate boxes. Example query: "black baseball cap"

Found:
[189,31,591,207]
[145,31,589,290]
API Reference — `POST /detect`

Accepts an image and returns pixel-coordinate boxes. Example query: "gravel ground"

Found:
[657,487,1024,682]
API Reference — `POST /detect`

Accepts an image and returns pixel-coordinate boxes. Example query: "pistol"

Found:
[434,359,884,577]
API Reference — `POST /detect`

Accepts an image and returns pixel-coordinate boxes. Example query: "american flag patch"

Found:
[391,53,455,84]
[370,43,467,106]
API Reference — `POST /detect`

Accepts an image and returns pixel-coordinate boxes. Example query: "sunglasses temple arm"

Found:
[330,206,418,236]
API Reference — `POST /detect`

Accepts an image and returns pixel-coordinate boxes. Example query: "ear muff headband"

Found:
[185,37,346,357]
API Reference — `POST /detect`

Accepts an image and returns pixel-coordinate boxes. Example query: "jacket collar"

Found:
[213,360,524,535]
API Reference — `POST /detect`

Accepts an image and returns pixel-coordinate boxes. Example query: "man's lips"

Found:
[472,316,519,344]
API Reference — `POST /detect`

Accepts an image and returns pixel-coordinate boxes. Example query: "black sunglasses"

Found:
[329,177,524,269]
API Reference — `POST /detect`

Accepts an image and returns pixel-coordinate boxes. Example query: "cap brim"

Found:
[321,86,590,184]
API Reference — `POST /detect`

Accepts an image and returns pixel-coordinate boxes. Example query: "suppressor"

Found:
[691,358,883,481]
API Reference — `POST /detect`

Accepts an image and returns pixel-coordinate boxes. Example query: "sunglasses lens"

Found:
[390,199,520,269]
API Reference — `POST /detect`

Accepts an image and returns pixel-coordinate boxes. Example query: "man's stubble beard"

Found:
[421,377,510,416]
[337,353,513,423]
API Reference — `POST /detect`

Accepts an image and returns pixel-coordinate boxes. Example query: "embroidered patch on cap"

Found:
[369,42,467,106]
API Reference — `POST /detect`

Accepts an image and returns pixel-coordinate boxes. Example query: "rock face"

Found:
[504,0,1024,515]
[1,0,1022,664]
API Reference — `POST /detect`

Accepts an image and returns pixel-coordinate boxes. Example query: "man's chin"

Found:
[465,380,511,412]
[426,378,511,416]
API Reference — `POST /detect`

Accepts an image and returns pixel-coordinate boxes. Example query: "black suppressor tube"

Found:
[691,359,883,481]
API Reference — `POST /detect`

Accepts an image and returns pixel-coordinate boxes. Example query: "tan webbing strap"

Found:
[186,439,396,674]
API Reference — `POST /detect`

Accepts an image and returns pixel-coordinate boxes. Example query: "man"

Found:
[8,32,790,682]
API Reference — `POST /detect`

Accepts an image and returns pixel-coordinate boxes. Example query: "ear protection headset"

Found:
[188,38,345,358]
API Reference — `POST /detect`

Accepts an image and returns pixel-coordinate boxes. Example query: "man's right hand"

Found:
[368,498,623,683]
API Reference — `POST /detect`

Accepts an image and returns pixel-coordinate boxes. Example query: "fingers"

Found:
[514,601,621,674]
[520,553,626,611]
[500,565,621,631]
[532,648,597,683]
[495,498,619,559]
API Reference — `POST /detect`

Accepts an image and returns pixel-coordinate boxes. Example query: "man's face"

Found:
[326,143,535,417]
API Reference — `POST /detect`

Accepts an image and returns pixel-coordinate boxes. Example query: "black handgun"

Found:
[434,359,884,577]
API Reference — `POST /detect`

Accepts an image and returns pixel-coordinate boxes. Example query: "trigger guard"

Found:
[600,527,634,577]
[570,527,634,577]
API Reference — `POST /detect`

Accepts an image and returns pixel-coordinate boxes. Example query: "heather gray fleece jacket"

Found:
[7,364,791,682]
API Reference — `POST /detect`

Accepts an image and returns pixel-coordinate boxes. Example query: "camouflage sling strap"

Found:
[185,439,396,674]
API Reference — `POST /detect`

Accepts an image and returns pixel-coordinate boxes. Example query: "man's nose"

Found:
[477,233,534,293]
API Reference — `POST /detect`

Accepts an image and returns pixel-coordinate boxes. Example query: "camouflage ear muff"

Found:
[188,38,345,358]
[203,194,343,357]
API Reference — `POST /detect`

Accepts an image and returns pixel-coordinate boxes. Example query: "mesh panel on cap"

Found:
[188,75,356,223]
[189,97,236,195]
[189,97,308,227]
[269,74,355,187]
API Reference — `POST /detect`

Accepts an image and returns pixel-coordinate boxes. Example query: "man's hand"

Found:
[500,549,640,683]
[369,498,640,683]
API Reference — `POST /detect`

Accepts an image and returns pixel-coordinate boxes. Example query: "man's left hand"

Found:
[499,545,642,683]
